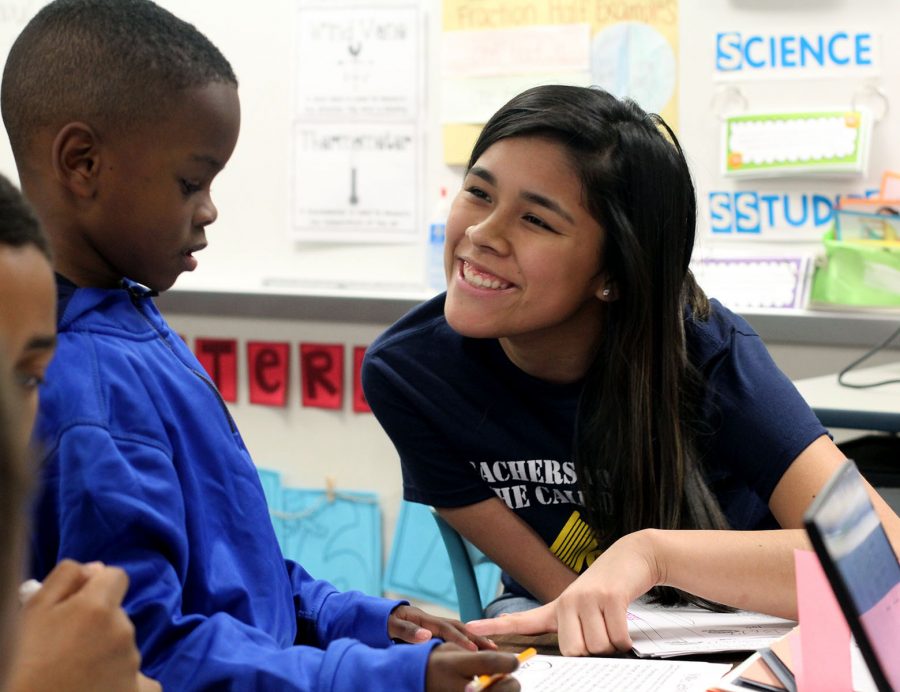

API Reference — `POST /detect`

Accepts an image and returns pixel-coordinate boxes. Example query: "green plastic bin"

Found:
[810,229,900,308]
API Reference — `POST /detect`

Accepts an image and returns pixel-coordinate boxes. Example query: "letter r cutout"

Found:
[300,343,344,410]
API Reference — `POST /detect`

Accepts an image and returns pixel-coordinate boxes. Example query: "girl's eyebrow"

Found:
[468,166,495,185]
[520,190,575,225]
[468,165,576,224]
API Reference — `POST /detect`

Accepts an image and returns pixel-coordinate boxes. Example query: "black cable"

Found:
[837,323,900,389]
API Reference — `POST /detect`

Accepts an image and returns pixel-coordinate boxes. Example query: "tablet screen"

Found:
[805,461,900,692]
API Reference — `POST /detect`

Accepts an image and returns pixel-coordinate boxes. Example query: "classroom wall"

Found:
[1,0,897,579]
[163,306,895,557]
[3,0,899,294]
[0,0,432,292]
[164,311,409,539]
[680,0,900,250]
[161,0,900,554]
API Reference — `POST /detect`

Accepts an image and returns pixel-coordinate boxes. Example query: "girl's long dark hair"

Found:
[470,86,730,607]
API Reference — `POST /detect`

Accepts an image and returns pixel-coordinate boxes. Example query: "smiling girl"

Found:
[362,85,900,656]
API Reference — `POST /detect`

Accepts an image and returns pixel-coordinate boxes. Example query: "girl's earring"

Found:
[602,288,611,297]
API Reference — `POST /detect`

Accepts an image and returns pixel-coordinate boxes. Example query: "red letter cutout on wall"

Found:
[248,341,289,407]
[195,338,238,403]
[352,346,371,414]
[300,343,343,410]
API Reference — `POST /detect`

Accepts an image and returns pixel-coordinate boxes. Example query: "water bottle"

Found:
[426,187,450,292]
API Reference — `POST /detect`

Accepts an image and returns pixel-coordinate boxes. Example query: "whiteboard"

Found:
[1,0,898,300]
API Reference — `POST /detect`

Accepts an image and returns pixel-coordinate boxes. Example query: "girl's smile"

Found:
[458,259,515,291]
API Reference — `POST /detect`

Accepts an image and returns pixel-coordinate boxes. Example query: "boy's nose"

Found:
[195,196,218,227]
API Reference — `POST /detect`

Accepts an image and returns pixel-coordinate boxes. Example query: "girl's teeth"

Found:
[463,262,509,290]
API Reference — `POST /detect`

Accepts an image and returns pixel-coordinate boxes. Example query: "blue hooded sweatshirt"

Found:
[30,279,438,690]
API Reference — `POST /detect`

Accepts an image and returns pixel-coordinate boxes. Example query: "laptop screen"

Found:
[804,460,900,692]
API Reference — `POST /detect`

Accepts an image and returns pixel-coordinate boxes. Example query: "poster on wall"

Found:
[291,5,421,241]
[691,255,813,310]
[441,23,591,126]
[292,122,418,242]
[721,110,872,179]
[441,0,679,165]
[258,469,383,596]
[293,6,420,120]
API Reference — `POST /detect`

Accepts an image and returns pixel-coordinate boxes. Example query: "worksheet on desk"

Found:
[513,655,731,692]
[627,600,796,657]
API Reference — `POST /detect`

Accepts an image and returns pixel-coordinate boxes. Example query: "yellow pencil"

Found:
[465,647,537,692]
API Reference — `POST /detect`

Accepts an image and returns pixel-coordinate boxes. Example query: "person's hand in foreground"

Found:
[466,531,662,656]
[427,643,520,692]
[390,604,498,650]
[7,559,160,692]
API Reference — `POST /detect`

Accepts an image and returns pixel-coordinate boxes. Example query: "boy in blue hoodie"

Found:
[0,2,519,690]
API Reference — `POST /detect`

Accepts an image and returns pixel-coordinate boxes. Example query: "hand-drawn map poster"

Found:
[442,0,679,164]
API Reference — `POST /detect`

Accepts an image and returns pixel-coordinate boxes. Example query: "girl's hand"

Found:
[388,604,498,651]
[466,530,662,656]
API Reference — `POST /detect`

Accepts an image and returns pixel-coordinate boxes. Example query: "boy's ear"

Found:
[51,122,101,198]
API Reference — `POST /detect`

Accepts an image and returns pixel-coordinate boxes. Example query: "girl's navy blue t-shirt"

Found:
[363,294,827,597]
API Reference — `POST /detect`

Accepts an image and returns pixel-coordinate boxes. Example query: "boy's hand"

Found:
[388,604,498,651]
[426,643,520,692]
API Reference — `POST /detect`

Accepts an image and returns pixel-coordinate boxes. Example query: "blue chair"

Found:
[430,509,500,622]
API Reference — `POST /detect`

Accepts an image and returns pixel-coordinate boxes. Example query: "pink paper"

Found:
[794,549,853,691]
[859,581,900,686]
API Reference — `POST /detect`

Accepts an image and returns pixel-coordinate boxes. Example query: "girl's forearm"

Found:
[642,527,810,619]
[439,500,578,604]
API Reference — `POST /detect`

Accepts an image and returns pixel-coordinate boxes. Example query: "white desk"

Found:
[794,362,900,433]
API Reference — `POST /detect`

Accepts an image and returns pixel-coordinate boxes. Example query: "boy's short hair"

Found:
[0,174,51,259]
[1,0,238,161]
